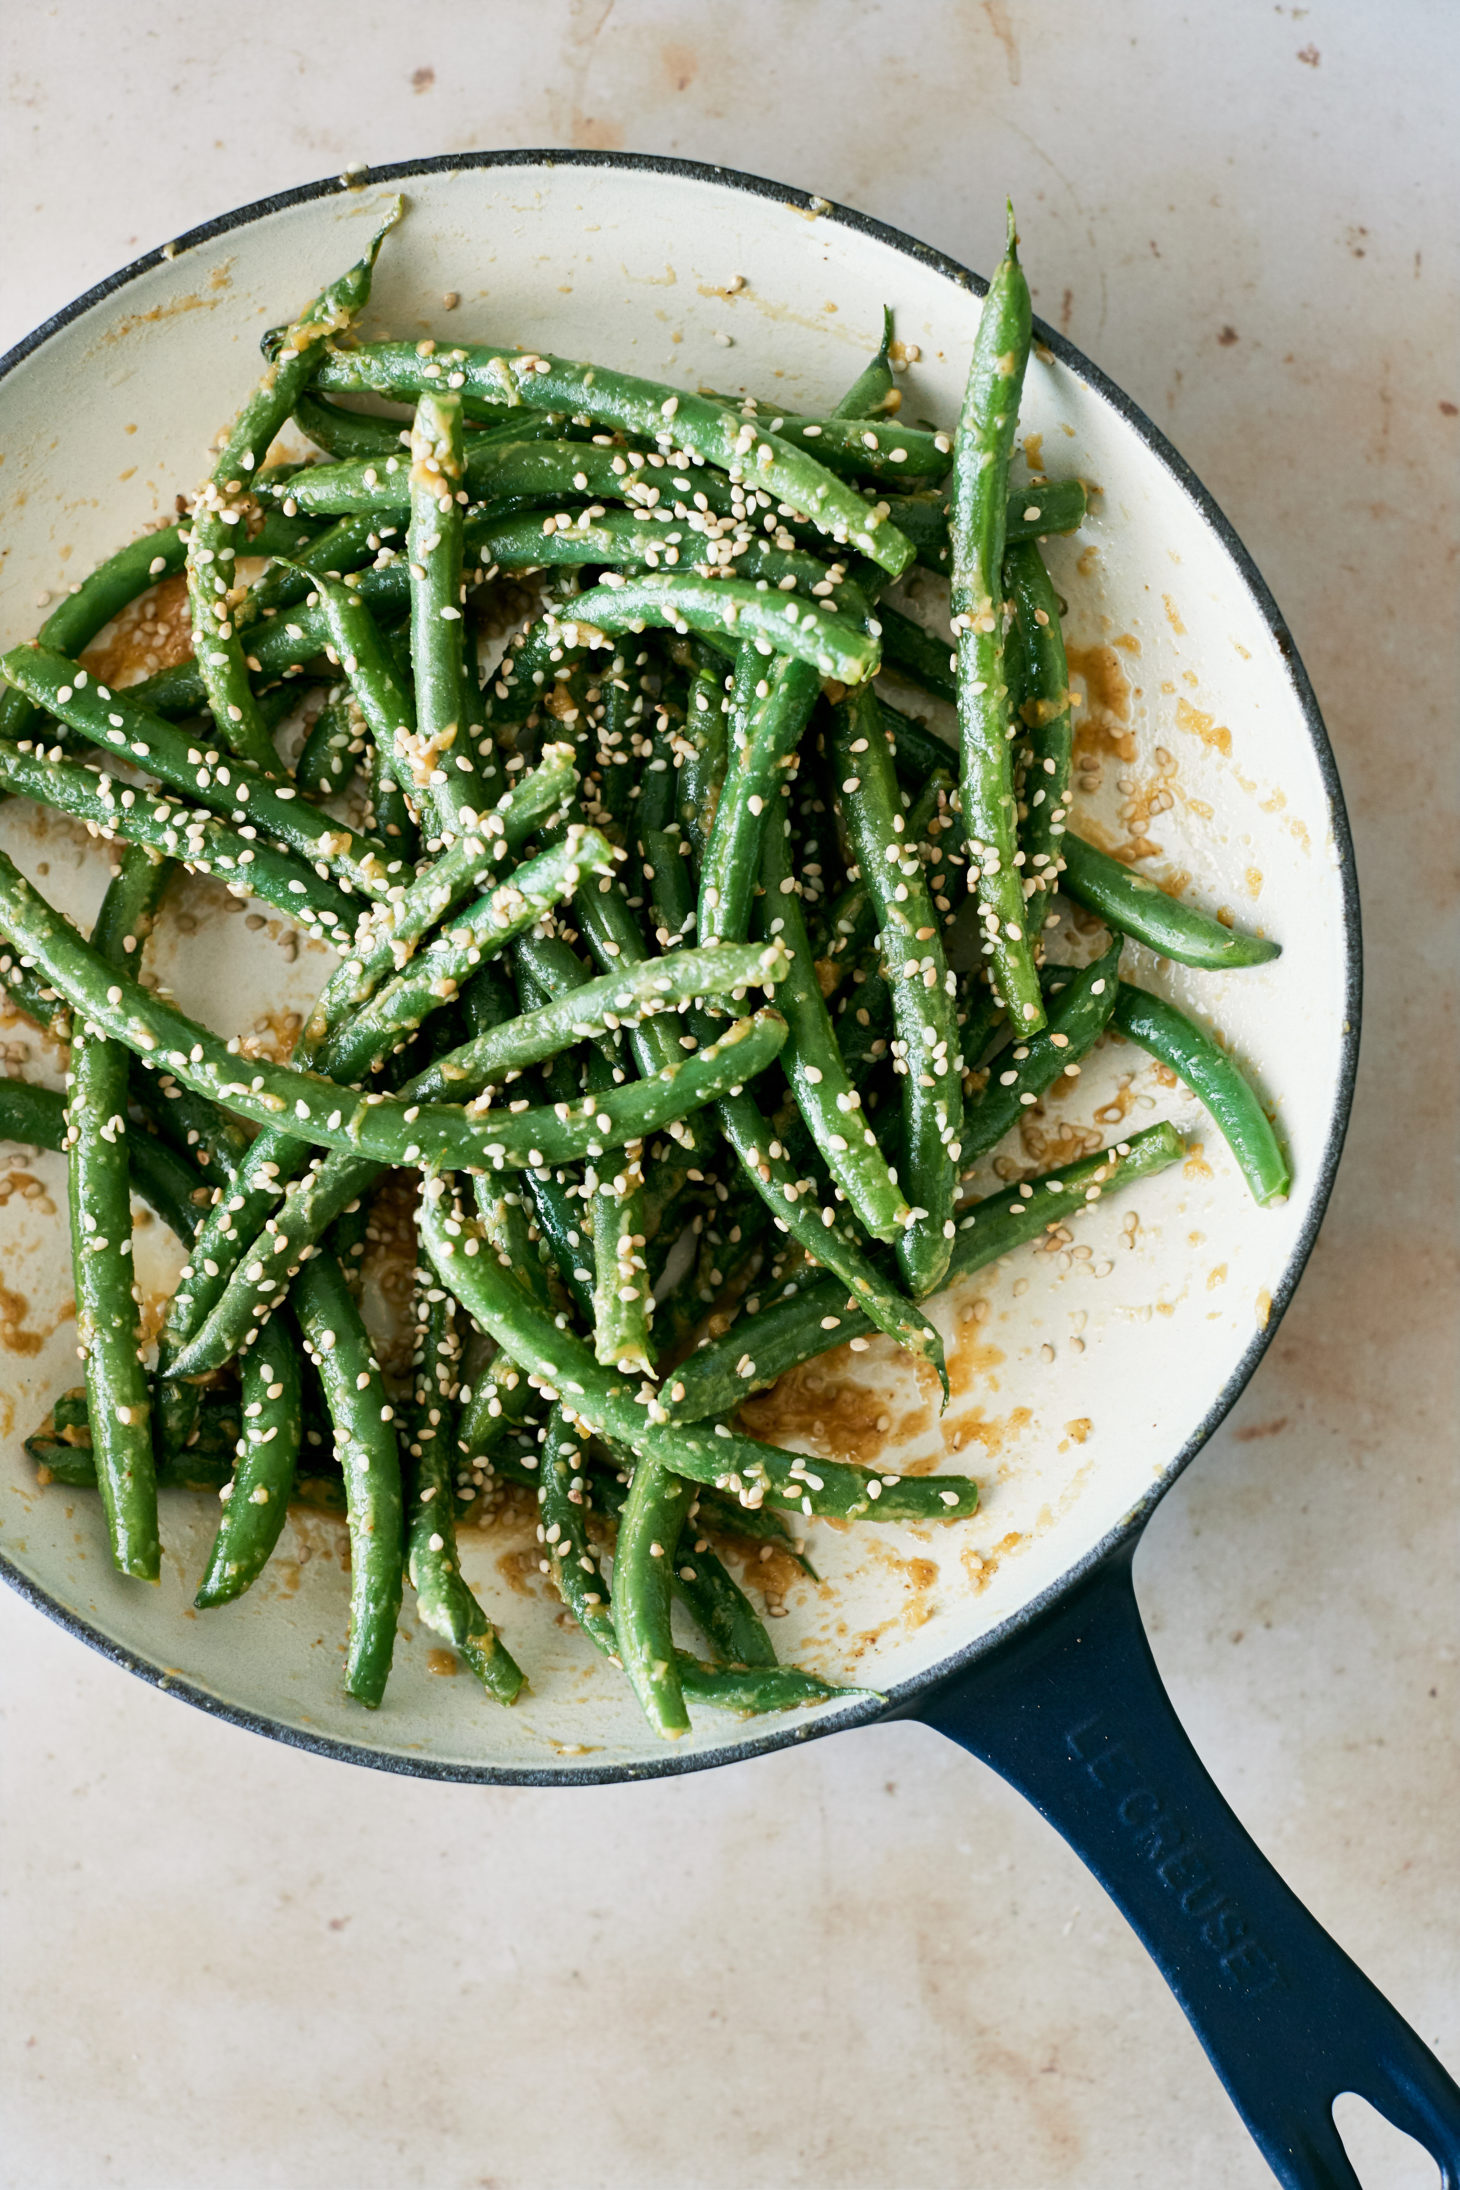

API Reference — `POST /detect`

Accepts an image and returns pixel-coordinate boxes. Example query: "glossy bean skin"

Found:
[1058,834,1281,971]
[664,1124,1186,1421]
[1,646,395,908]
[293,1248,404,1708]
[1111,982,1289,1205]
[194,1331,303,1608]
[756,794,912,1243]
[830,685,961,1296]
[960,938,1122,1167]
[419,1181,979,1526]
[1005,536,1074,934]
[64,848,171,1578]
[612,1454,696,1738]
[306,340,916,576]
[947,209,1045,1034]
[186,208,400,776]
[404,1252,523,1703]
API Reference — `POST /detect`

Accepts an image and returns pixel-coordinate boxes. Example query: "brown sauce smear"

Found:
[0,1279,72,1357]
[82,573,192,688]
[738,1350,898,1466]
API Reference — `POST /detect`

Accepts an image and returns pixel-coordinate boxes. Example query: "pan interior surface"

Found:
[0,157,1354,1779]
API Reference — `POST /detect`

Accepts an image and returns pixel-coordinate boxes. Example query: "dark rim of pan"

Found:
[0,148,1362,1786]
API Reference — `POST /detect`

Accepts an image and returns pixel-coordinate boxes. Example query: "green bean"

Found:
[961,938,1121,1166]
[0,505,320,742]
[492,1410,813,1586]
[559,841,718,1159]
[832,306,899,420]
[295,689,365,797]
[0,526,186,745]
[642,824,701,952]
[147,761,583,1405]
[66,847,171,1578]
[163,1003,789,1383]
[407,389,497,836]
[365,735,418,855]
[128,561,411,718]
[863,478,1088,578]
[1057,834,1281,970]
[300,740,578,1050]
[948,208,1044,1034]
[292,391,410,461]
[591,655,641,835]
[160,833,613,1380]
[327,1187,374,1299]
[29,1410,239,1494]
[0,953,72,1037]
[642,794,943,1375]
[715,402,950,483]
[0,1077,68,1152]
[1111,982,1289,1204]
[0,735,357,941]
[880,697,956,789]
[316,829,615,1070]
[536,1406,619,1657]
[301,571,417,787]
[471,1171,557,1310]
[878,603,956,705]
[649,1183,769,1361]
[507,928,653,1388]
[507,930,660,1392]
[477,614,556,732]
[1005,537,1074,931]
[129,1136,212,1243]
[453,984,787,1167]
[306,341,916,576]
[421,1183,976,1523]
[830,685,961,1295]
[0,846,658,1173]
[244,513,388,627]
[612,1455,695,1737]
[823,765,951,971]
[454,1343,547,1481]
[677,661,731,859]
[1,648,395,906]
[757,793,912,1243]
[187,206,400,774]
[292,1247,403,1706]
[833,964,893,1079]
[672,1531,780,1662]
[592,1462,778,1667]
[271,419,558,516]
[664,1122,1186,1420]
[194,1330,303,1608]
[0,1073,208,1243]
[584,1073,653,1375]
[153,1123,326,1453]
[405,1252,523,1702]
[673,1655,862,1715]
[693,1485,816,1577]
[514,1167,597,1324]
[554,577,878,687]
[699,655,820,946]
[466,510,873,629]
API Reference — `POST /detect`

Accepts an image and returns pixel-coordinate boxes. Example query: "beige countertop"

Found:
[1,4,1455,2185]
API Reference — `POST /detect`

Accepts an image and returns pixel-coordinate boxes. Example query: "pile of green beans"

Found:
[0,204,1288,1738]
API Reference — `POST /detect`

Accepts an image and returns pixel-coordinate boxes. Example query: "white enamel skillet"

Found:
[0,154,1454,2185]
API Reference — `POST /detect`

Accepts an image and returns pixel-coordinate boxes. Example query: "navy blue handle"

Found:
[910,1541,1460,2188]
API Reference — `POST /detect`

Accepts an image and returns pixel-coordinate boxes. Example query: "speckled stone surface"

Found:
[1,5,1455,2185]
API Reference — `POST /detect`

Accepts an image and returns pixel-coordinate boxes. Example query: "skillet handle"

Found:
[910,1541,1460,2188]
